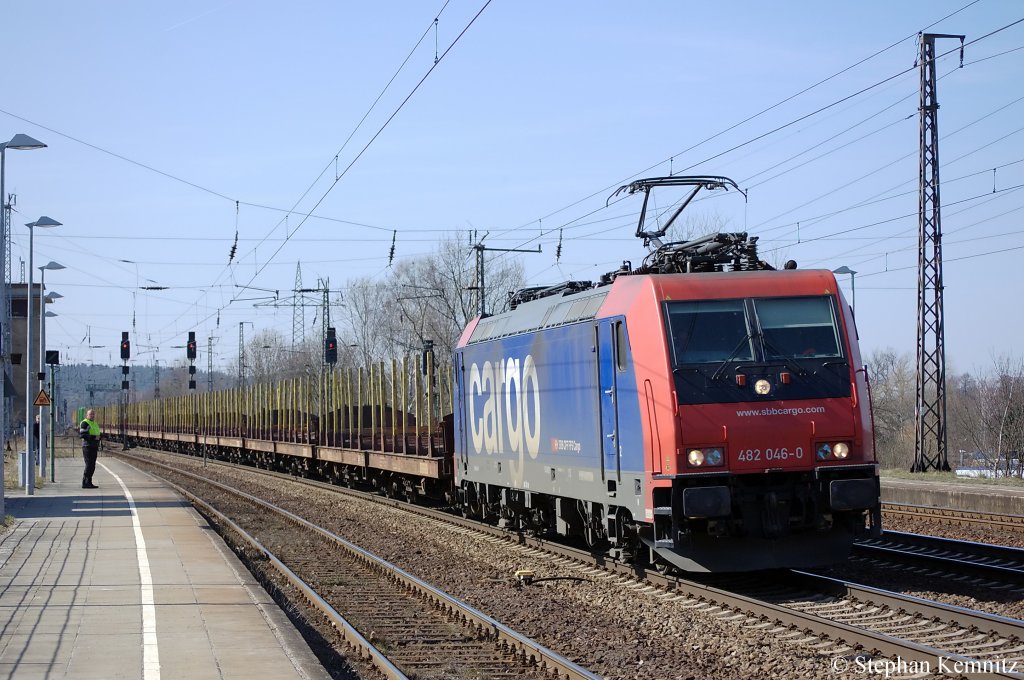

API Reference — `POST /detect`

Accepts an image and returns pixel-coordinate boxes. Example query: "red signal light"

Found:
[324,330,338,364]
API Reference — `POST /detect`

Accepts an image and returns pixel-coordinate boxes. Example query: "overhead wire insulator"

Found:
[388,230,397,265]
[434,17,439,64]
[229,200,240,263]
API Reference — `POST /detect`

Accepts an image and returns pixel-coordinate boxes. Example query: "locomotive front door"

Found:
[597,318,621,484]
[455,353,469,475]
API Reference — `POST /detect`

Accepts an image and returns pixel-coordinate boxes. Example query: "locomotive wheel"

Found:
[464,498,482,520]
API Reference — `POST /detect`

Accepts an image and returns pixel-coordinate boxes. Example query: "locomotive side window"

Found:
[753,296,842,359]
[667,300,753,364]
[615,320,628,372]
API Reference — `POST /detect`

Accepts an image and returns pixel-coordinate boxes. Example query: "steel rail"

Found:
[785,570,1024,643]
[119,453,600,680]
[855,531,1024,584]
[883,502,1024,530]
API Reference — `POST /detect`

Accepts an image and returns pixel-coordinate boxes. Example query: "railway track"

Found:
[712,569,1024,673]
[883,502,1024,531]
[854,531,1024,586]
[123,454,597,680]
[120,449,1024,678]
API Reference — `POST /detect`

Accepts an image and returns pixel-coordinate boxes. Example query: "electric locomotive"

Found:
[454,177,880,571]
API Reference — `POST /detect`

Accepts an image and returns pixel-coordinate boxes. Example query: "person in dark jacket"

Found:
[32,415,39,454]
[79,409,101,489]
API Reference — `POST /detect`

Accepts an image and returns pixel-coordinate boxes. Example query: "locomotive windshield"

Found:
[666,294,850,404]
[667,300,753,364]
[667,295,842,364]
[753,296,842,360]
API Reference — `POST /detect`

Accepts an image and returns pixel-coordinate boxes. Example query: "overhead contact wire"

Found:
[154,0,494,347]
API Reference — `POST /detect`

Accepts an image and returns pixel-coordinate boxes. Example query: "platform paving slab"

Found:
[881,476,1024,515]
[0,454,331,680]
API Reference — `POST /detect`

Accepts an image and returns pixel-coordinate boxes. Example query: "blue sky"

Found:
[3,1,1022,374]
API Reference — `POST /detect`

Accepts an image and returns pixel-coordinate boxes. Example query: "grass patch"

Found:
[3,436,81,490]
[3,454,22,491]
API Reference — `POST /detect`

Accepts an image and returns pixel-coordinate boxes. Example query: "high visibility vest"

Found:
[82,419,101,436]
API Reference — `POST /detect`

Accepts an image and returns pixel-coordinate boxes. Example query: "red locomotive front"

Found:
[610,268,881,571]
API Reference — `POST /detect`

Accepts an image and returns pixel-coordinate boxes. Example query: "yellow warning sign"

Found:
[33,389,51,407]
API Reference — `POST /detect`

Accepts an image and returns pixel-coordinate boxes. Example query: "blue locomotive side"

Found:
[454,315,646,510]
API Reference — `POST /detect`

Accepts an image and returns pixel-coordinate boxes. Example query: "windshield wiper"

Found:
[710,335,754,381]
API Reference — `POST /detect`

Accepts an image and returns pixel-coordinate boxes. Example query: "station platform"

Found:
[881,476,1024,515]
[0,454,330,680]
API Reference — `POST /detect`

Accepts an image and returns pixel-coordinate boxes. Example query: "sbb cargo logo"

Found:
[468,356,541,459]
[550,438,582,453]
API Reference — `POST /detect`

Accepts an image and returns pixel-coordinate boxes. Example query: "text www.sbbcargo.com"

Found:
[735,406,827,417]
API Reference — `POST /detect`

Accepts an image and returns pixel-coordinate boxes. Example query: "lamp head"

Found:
[4,134,46,151]
[39,261,66,271]
[832,265,857,276]
[44,292,63,301]
[26,216,62,229]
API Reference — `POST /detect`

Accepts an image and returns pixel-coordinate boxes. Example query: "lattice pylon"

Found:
[913,33,962,472]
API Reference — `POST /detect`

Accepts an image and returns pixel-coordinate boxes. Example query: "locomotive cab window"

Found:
[615,320,628,372]
[667,300,753,364]
[753,296,842,359]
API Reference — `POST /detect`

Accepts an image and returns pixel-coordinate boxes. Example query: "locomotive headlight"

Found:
[687,449,705,466]
[705,448,724,466]
[754,379,772,395]
[816,442,850,461]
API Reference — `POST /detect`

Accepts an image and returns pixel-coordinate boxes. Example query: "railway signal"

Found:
[119,331,130,450]
[325,327,337,365]
[187,331,197,390]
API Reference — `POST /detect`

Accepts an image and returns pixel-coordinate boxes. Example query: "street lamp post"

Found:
[38,308,57,478]
[24,217,61,495]
[0,134,46,512]
[50,363,60,482]
[833,265,857,314]
[37,263,63,478]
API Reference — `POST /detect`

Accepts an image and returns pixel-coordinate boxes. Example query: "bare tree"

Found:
[948,370,990,468]
[336,276,399,367]
[866,348,916,469]
[991,356,1024,476]
[229,328,318,386]
[342,234,524,369]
